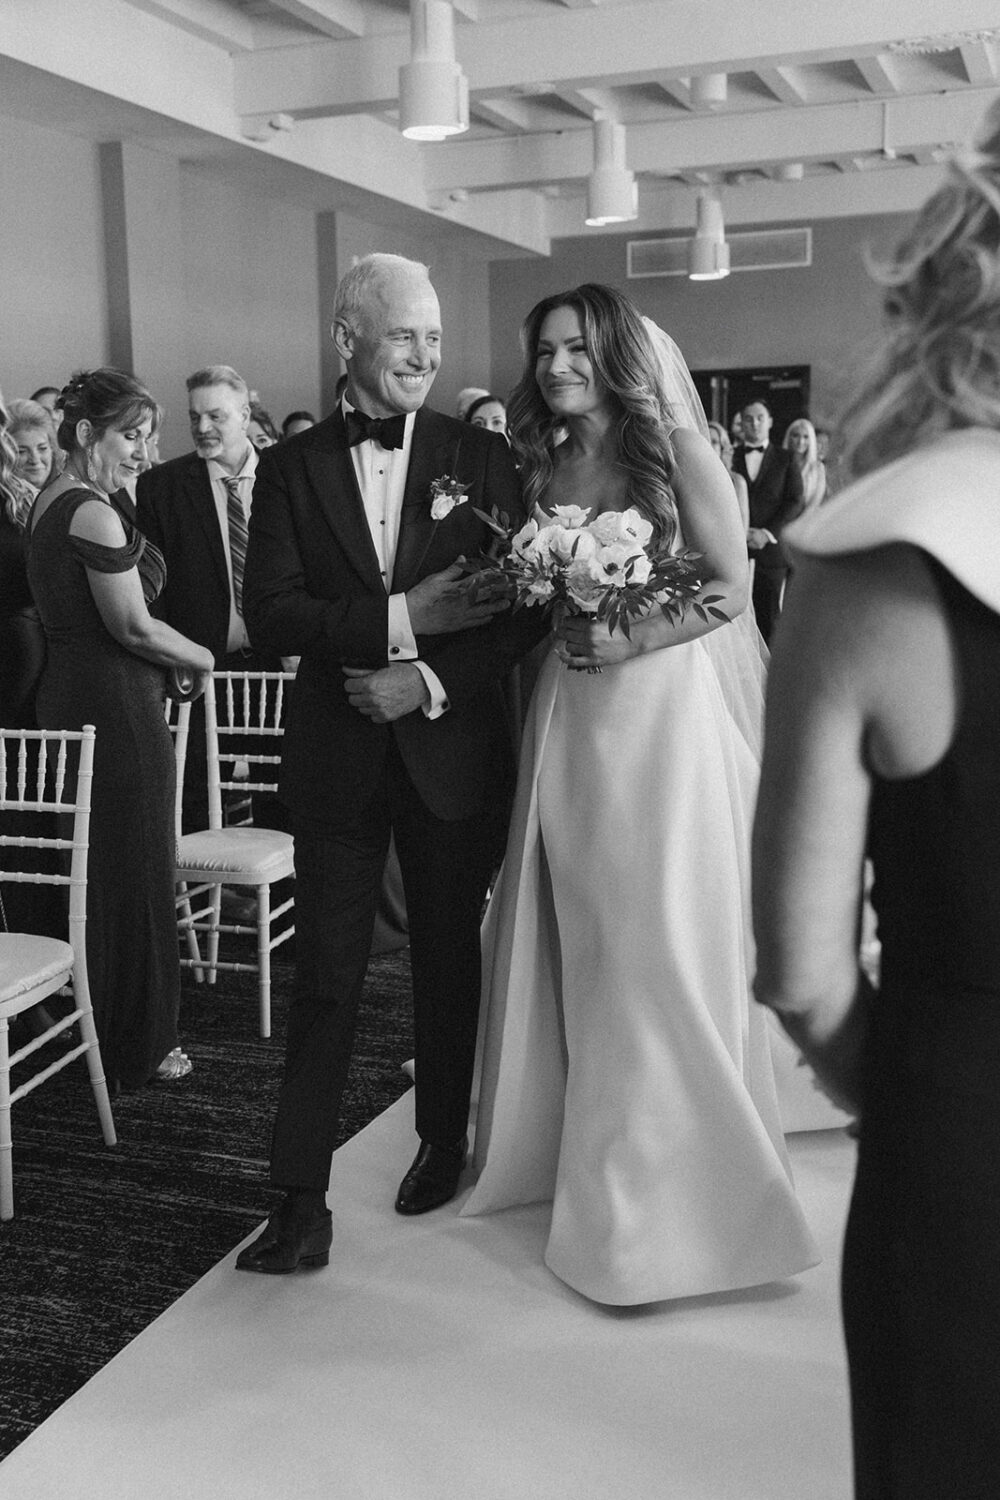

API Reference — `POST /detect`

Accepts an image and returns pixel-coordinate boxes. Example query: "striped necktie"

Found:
[224,474,248,613]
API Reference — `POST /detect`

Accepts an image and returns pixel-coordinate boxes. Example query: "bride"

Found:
[461,283,819,1305]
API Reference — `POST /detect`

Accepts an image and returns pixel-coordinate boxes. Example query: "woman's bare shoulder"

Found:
[67,496,128,547]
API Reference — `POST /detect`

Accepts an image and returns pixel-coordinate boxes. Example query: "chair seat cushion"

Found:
[0,934,74,1007]
[177,827,295,881]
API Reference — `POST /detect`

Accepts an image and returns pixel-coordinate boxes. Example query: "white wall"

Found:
[488,214,912,432]
[318,213,495,419]
[177,163,320,455]
[0,116,323,458]
[0,116,107,401]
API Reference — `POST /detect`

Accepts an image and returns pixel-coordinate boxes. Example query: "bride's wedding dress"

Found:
[462,624,822,1306]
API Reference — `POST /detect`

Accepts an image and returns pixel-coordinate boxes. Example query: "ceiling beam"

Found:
[545,160,946,238]
[960,39,998,86]
[756,67,809,105]
[471,97,536,133]
[423,89,996,193]
[262,0,366,40]
[119,0,254,51]
[854,54,900,94]
[233,0,1000,118]
[656,79,692,111]
[550,87,618,120]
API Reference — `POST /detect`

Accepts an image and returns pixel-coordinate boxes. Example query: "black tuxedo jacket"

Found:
[243,405,539,828]
[732,442,804,571]
[135,451,236,664]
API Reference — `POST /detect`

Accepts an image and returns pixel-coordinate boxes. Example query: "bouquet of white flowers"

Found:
[472,503,721,648]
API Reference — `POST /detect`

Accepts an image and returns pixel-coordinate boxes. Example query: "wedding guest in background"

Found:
[783,417,827,509]
[136,364,284,834]
[8,398,58,496]
[455,385,489,421]
[0,385,65,1034]
[732,399,804,641]
[28,368,213,1088]
[30,386,62,427]
[708,419,750,530]
[236,252,540,1275]
[281,409,316,439]
[0,389,44,727]
[248,400,279,451]
[464,393,508,439]
[463,284,817,1305]
[753,108,1000,1498]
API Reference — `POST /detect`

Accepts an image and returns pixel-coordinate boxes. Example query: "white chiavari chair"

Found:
[0,725,117,1221]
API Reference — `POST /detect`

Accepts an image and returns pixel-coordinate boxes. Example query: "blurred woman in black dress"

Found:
[754,102,1000,1498]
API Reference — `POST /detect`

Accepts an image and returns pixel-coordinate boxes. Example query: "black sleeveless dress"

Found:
[28,489,181,1088]
[843,559,1000,1499]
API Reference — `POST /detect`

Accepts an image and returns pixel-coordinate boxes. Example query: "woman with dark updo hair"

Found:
[28,368,213,1088]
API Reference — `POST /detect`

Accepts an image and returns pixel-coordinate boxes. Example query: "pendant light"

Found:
[688,190,730,280]
[399,0,469,142]
[585,119,638,227]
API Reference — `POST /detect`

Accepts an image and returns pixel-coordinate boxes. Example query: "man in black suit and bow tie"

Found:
[236,253,538,1274]
[732,399,804,641]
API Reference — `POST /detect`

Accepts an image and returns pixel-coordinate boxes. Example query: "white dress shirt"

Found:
[206,443,258,652]
[743,445,765,482]
[343,397,447,717]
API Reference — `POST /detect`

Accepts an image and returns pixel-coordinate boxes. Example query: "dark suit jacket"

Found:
[732,443,804,572]
[243,405,539,828]
[135,452,235,664]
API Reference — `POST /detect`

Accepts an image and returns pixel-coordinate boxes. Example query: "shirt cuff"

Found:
[412,661,449,720]
[387,592,418,662]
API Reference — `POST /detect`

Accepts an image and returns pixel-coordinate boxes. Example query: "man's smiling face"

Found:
[337,267,442,419]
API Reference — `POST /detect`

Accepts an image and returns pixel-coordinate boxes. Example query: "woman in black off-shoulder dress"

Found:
[28,370,213,1090]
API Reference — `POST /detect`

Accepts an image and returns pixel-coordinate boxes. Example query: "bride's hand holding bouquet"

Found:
[470,501,722,671]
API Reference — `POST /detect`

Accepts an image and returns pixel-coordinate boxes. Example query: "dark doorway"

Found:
[692,366,811,442]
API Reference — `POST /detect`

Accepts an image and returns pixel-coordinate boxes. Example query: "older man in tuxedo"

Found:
[732,399,805,641]
[236,253,538,1274]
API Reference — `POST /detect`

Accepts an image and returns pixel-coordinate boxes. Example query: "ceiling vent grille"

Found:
[627,226,812,278]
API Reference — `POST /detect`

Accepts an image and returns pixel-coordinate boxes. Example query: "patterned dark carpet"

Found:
[0,948,414,1460]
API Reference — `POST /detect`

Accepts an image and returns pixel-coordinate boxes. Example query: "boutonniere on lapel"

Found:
[428,473,470,521]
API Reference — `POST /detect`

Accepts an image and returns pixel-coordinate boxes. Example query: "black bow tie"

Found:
[345,408,407,450]
[745,444,766,452]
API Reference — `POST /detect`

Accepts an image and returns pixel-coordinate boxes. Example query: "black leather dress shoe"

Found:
[395,1139,467,1216]
[235,1203,333,1274]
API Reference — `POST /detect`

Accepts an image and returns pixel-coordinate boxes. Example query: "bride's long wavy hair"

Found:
[840,99,1000,480]
[507,283,679,548]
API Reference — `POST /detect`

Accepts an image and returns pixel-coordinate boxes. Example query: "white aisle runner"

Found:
[1,1096,855,1500]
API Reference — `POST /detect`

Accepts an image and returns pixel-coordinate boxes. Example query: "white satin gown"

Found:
[462,625,823,1306]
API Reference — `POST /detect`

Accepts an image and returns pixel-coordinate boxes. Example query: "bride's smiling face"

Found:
[535,306,611,420]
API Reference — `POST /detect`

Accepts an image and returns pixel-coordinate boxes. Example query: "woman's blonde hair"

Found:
[0,390,36,528]
[840,100,1000,480]
[783,418,819,468]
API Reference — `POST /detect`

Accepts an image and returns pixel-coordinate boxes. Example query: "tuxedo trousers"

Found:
[269,736,509,1192]
[750,564,787,644]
